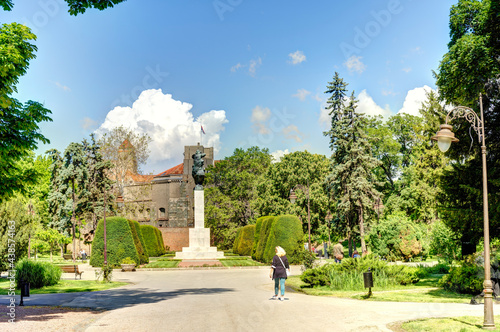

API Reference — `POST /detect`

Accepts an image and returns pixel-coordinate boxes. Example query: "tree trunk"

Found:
[359,203,367,253]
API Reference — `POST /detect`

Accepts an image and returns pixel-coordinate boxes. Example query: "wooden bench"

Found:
[63,254,73,260]
[60,265,84,279]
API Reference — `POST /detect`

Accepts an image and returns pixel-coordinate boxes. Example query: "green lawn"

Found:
[286,274,472,303]
[142,259,180,268]
[0,278,127,295]
[397,316,500,331]
[219,258,263,267]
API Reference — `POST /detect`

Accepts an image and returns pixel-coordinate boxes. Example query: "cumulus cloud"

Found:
[288,50,306,65]
[357,90,392,118]
[251,105,271,134]
[398,85,435,116]
[270,149,290,163]
[344,55,366,74]
[96,89,228,172]
[292,89,311,101]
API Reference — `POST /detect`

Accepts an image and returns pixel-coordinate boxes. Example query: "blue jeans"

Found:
[274,278,286,296]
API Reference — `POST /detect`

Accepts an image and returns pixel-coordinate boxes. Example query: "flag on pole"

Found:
[201,125,206,135]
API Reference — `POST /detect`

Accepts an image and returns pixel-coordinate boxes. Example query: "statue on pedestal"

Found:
[192,150,206,190]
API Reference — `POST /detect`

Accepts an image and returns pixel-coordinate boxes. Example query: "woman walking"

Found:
[269,246,290,301]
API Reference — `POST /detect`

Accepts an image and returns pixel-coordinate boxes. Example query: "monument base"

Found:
[175,188,224,259]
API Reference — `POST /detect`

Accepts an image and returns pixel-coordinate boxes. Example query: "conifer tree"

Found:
[323,73,381,254]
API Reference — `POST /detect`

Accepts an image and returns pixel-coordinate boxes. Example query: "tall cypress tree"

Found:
[323,73,381,254]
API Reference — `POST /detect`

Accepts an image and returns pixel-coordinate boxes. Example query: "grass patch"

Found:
[142,260,180,268]
[286,274,473,303]
[0,278,127,295]
[400,316,500,331]
[219,259,263,267]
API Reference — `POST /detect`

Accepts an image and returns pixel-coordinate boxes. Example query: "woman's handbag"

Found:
[278,256,290,277]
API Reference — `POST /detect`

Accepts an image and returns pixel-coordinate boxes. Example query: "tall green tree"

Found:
[0,23,52,202]
[204,147,272,249]
[323,73,381,254]
[257,151,332,245]
[435,0,500,248]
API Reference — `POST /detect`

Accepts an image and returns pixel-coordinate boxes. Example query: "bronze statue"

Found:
[192,149,206,190]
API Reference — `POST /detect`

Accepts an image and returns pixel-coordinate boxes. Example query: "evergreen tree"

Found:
[323,73,381,254]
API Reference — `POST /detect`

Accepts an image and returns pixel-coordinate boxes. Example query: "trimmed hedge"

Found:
[90,217,140,268]
[128,220,149,265]
[263,215,303,264]
[15,259,62,289]
[155,227,167,256]
[252,216,264,257]
[253,216,275,262]
[140,225,165,257]
[233,225,255,256]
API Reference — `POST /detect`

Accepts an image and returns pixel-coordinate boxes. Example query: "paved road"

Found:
[2,266,496,331]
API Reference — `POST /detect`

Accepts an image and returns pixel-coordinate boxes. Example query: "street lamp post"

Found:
[431,94,494,329]
[290,181,311,252]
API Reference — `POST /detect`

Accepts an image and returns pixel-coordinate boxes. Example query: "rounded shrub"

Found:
[128,220,149,265]
[233,225,255,256]
[252,217,265,258]
[90,216,140,268]
[438,258,483,294]
[263,215,303,264]
[140,225,165,257]
[253,216,275,262]
[15,259,62,289]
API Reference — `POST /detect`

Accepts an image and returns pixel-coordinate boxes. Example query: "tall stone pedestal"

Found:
[175,190,224,259]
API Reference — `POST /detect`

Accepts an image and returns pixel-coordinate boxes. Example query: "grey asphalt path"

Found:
[2,266,497,332]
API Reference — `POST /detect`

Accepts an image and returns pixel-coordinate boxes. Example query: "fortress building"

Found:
[120,143,214,250]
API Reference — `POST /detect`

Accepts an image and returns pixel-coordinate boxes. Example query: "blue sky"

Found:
[3,0,456,173]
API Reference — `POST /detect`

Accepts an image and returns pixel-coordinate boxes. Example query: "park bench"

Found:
[63,254,73,260]
[60,265,84,280]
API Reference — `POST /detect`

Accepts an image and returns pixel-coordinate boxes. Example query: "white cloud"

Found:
[357,90,392,118]
[344,55,366,74]
[249,57,262,76]
[292,89,311,101]
[96,89,228,172]
[270,149,290,163]
[288,50,306,65]
[312,93,323,102]
[398,85,435,117]
[402,67,412,73]
[251,105,271,134]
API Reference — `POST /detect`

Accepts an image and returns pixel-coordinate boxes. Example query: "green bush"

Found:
[263,215,303,264]
[429,220,460,263]
[15,259,61,289]
[438,258,483,294]
[300,255,420,290]
[253,216,275,262]
[155,228,167,255]
[367,212,427,261]
[140,225,165,257]
[429,263,451,274]
[252,216,265,258]
[128,220,149,265]
[90,217,140,268]
[298,249,317,270]
[301,265,330,287]
[233,225,255,256]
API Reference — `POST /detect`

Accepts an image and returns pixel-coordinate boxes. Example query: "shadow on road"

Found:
[68,287,237,310]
